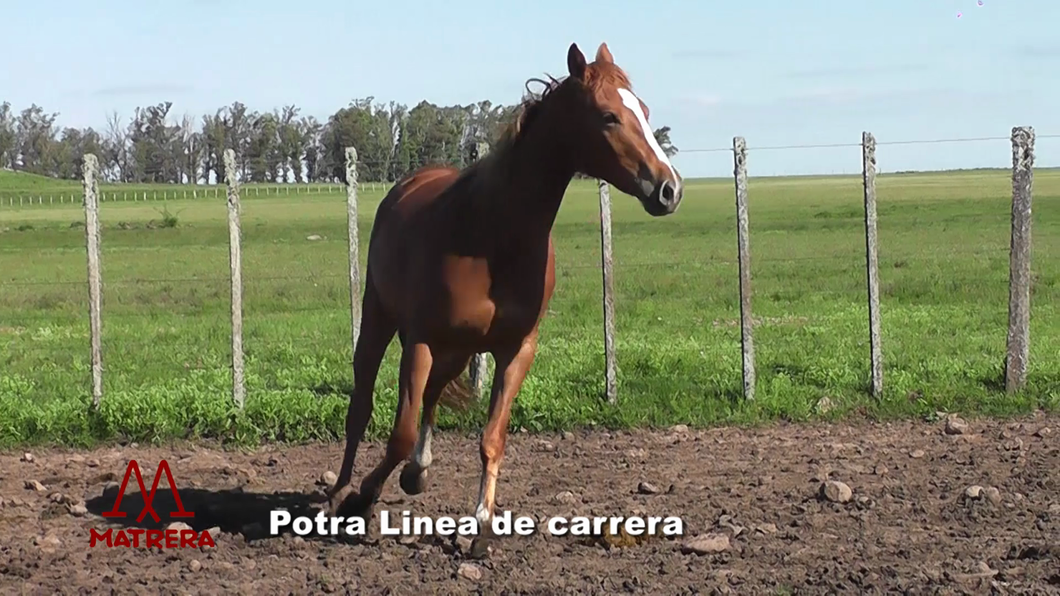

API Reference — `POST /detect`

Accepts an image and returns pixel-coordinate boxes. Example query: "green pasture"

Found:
[0,168,1058,447]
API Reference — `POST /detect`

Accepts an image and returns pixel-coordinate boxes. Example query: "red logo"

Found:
[91,459,213,549]
[101,459,193,522]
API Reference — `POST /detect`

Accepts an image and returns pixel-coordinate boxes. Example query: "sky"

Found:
[2,0,1058,178]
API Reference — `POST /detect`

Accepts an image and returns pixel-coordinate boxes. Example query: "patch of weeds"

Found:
[149,204,183,229]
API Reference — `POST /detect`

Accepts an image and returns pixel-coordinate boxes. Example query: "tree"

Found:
[0,102,16,169]
[177,113,202,184]
[126,102,181,183]
[15,104,59,174]
[0,95,535,182]
[653,126,678,157]
[301,116,323,182]
[277,105,305,183]
[102,111,130,182]
[320,97,397,183]
[247,111,280,182]
[200,111,227,184]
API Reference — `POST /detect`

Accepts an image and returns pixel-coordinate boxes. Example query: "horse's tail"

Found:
[437,371,478,412]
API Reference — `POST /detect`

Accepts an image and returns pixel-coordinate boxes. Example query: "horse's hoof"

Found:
[468,518,496,559]
[326,476,350,495]
[468,534,493,559]
[327,484,355,517]
[333,489,375,522]
[399,463,427,495]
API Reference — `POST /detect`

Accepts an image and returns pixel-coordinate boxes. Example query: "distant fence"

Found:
[38,127,1051,410]
[0,181,392,207]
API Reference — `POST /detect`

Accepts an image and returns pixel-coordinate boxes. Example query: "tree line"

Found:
[0,98,678,185]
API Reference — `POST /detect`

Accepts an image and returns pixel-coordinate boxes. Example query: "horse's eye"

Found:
[603,112,619,126]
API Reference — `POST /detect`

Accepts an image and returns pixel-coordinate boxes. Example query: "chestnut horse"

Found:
[327,42,683,555]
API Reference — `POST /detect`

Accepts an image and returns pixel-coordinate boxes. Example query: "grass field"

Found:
[1,168,1058,447]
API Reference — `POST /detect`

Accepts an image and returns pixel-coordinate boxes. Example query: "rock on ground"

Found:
[821,480,853,503]
[681,533,730,555]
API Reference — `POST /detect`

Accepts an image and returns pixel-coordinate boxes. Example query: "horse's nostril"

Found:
[661,182,675,203]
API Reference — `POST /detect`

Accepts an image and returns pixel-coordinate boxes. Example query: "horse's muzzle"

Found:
[637,177,682,216]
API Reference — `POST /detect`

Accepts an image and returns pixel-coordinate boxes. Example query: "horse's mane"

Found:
[495,62,632,154]
[493,75,566,152]
[460,61,632,197]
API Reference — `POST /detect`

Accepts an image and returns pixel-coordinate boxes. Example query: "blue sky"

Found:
[2,0,1057,178]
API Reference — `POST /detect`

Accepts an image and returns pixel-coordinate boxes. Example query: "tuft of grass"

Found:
[154,204,181,228]
[0,169,1057,448]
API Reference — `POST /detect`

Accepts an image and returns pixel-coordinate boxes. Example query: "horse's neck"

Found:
[478,127,573,248]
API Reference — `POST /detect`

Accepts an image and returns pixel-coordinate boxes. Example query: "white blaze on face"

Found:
[616,88,678,183]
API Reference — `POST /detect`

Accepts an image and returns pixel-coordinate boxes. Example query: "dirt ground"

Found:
[1,413,1058,595]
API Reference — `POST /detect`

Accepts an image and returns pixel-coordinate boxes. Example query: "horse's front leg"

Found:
[469,331,538,558]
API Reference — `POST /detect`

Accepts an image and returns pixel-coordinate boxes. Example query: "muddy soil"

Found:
[1,413,1058,595]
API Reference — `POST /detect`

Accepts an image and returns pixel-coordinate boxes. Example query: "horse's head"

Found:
[559,42,683,216]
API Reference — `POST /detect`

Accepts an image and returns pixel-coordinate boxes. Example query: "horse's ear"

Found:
[567,43,587,80]
[595,43,614,64]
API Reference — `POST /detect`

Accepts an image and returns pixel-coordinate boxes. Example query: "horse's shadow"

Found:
[84,485,364,545]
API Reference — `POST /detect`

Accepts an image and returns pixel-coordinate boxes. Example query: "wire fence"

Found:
[5,133,1057,208]
[0,180,392,207]
[1,128,1057,418]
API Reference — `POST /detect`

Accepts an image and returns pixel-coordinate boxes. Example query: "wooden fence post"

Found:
[346,147,362,352]
[82,154,104,408]
[469,142,491,398]
[598,180,618,403]
[861,132,883,399]
[224,149,246,408]
[1005,126,1035,393]
[732,137,755,400]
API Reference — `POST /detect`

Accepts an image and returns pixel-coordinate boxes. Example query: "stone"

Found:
[24,480,46,492]
[820,481,853,503]
[552,491,577,505]
[681,533,730,555]
[457,562,482,581]
[944,415,969,435]
[755,523,778,535]
[637,482,660,495]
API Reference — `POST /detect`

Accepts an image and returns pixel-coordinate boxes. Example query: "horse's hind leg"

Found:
[328,273,396,513]
[399,352,472,495]
[335,336,432,520]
